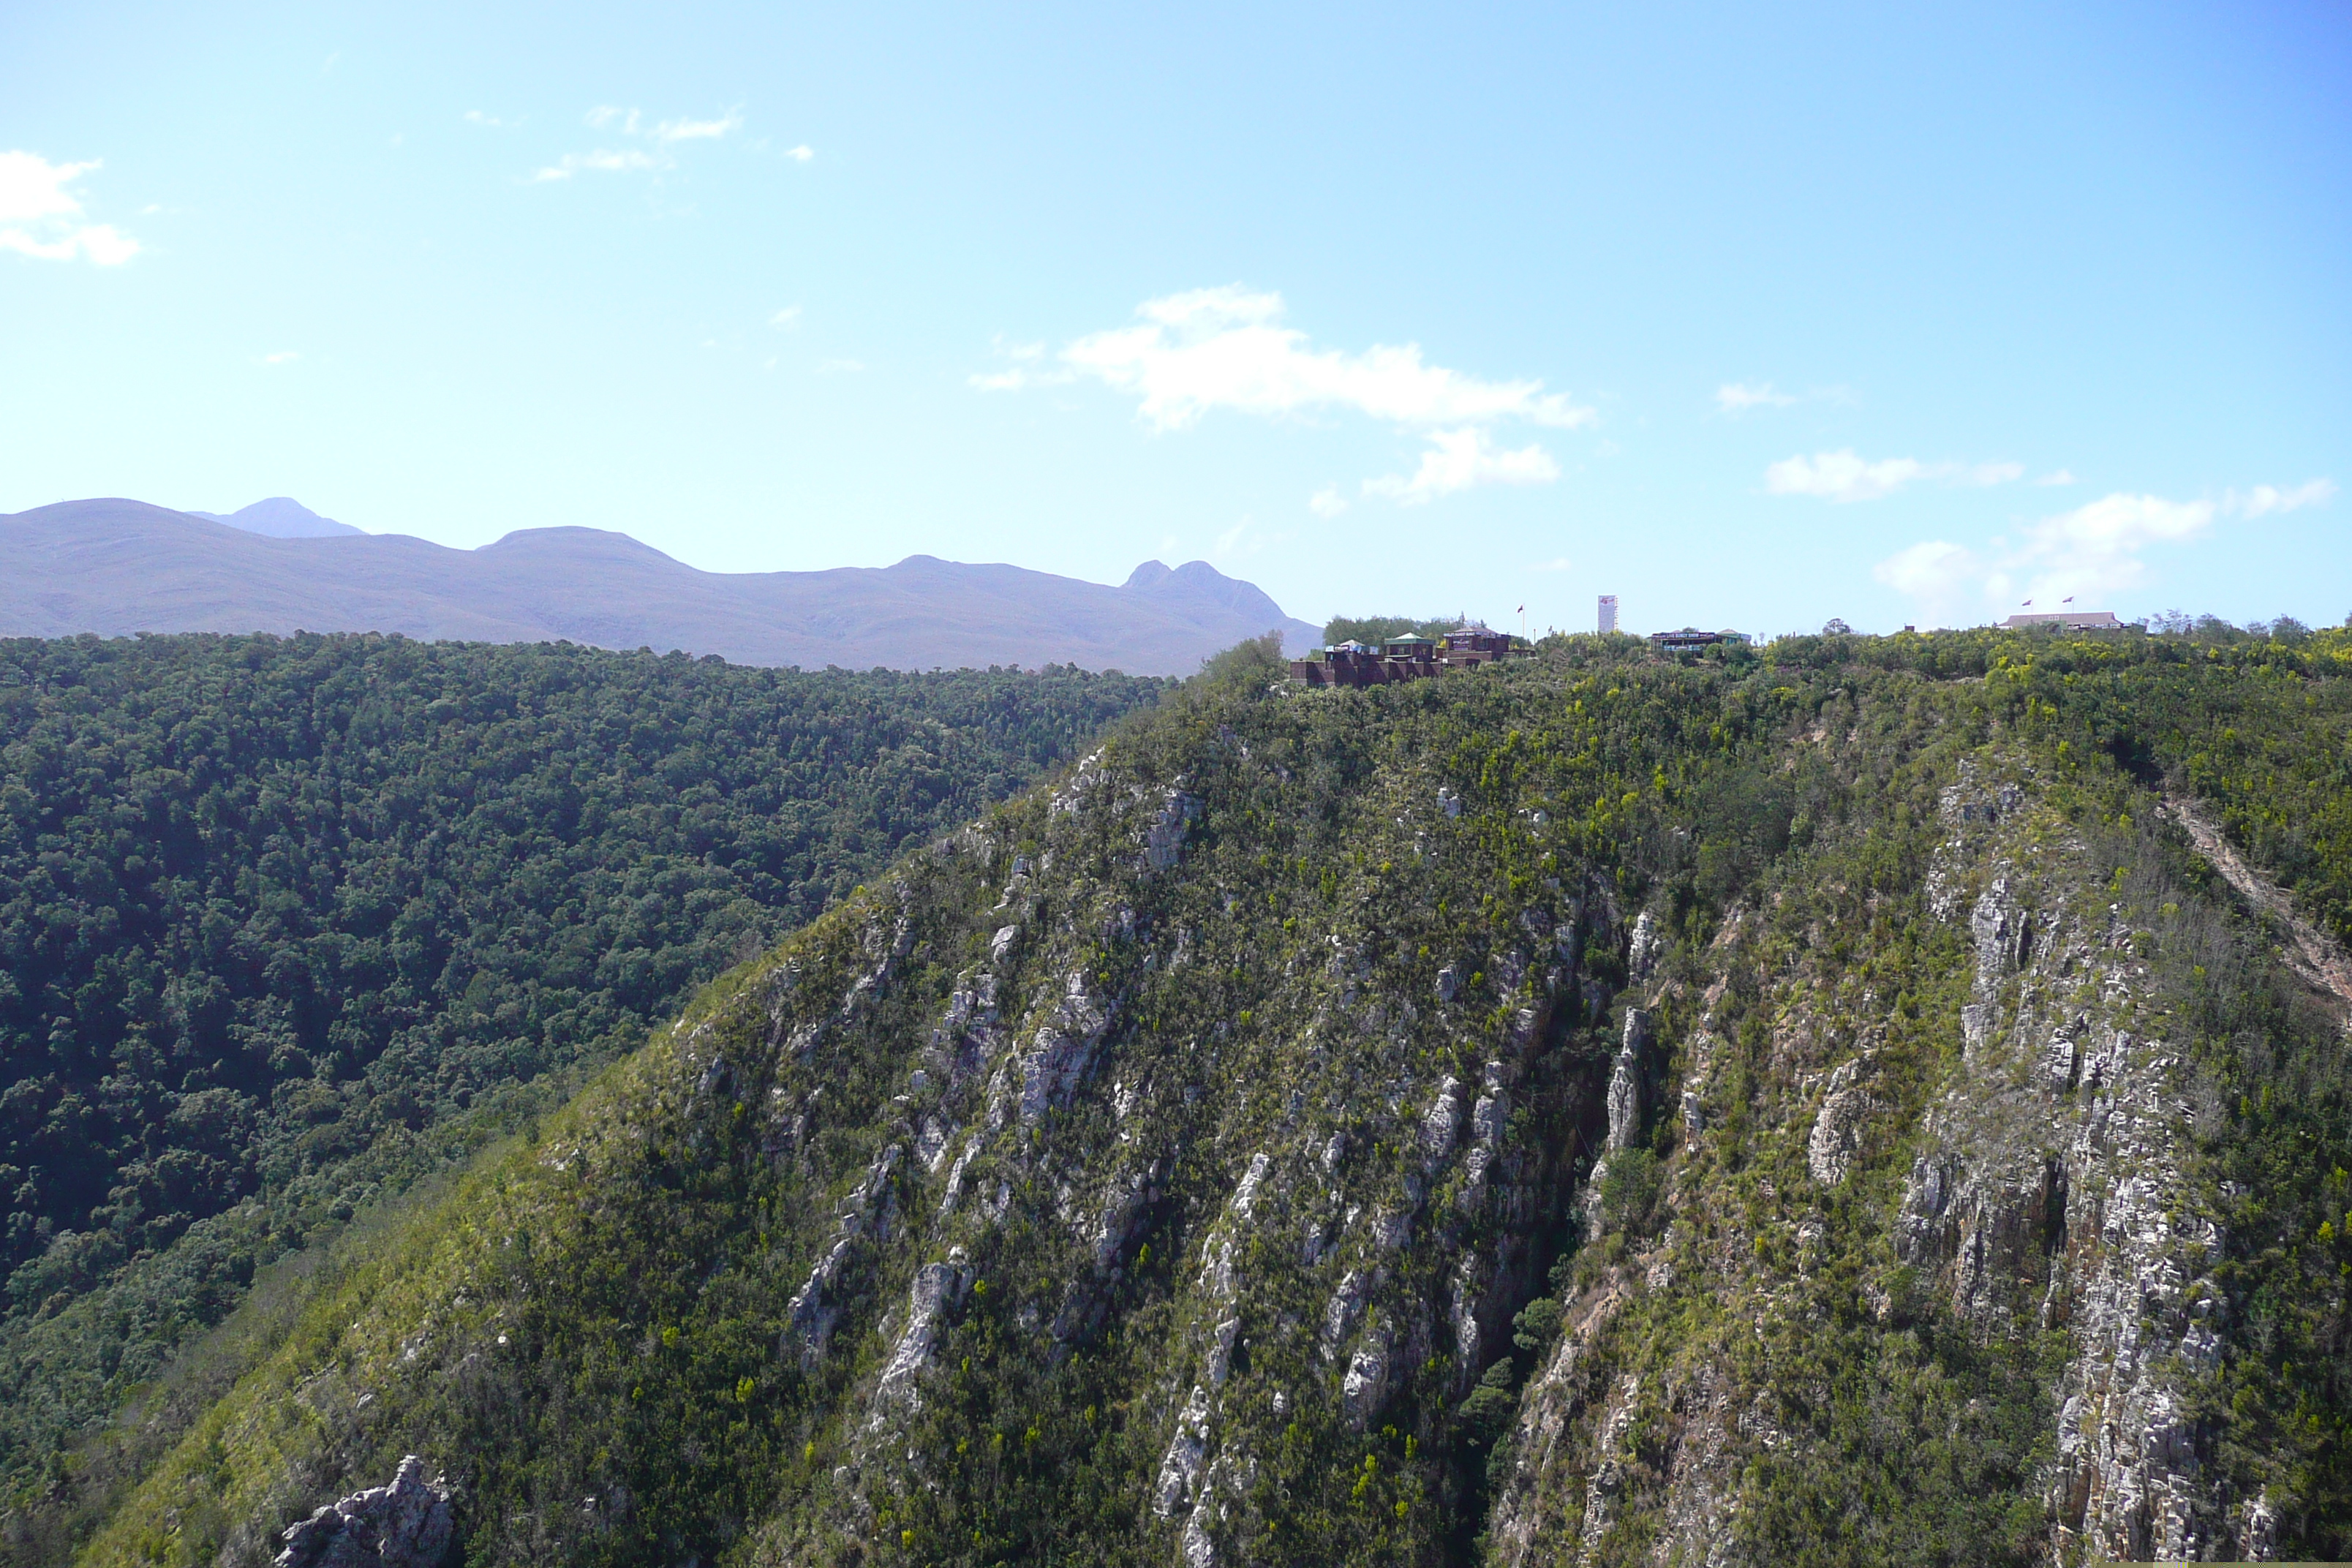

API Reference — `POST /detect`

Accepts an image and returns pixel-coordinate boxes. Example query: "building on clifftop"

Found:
[2003,610,2122,630]
[1289,622,1518,687]
[1647,627,1752,653]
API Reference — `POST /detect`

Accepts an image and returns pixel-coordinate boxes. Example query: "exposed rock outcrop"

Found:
[1804,1053,1878,1187]
[1144,788,1205,872]
[1901,769,2250,1559]
[1605,1009,1648,1152]
[1581,1009,1651,1230]
[274,1457,452,1568]
[869,1251,972,1420]
[1487,760,2307,1565]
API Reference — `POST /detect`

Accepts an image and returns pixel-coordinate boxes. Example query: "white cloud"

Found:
[0,153,94,222]
[1058,286,1594,434]
[783,144,815,162]
[462,110,510,129]
[1714,380,1855,415]
[1364,427,1560,505]
[1765,448,2021,502]
[1877,478,2331,622]
[969,336,1049,390]
[536,106,751,181]
[1716,381,1797,413]
[1873,540,1976,595]
[1874,488,2244,621]
[990,286,1586,505]
[530,148,666,181]
[0,151,140,265]
[2229,478,2335,518]
[769,305,802,329]
[2034,468,2076,486]
[262,350,300,365]
[651,110,743,143]
[1141,285,1281,329]
[2005,492,2214,602]
[1211,516,1288,559]
[1871,540,1982,626]
[1765,449,1930,502]
[1530,556,1574,572]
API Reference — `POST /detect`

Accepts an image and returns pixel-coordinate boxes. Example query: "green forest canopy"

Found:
[1319,615,1466,647]
[0,631,1163,1500]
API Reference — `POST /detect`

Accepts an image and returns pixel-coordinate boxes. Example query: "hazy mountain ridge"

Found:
[62,626,2352,1566]
[0,500,1319,675]
[182,499,364,539]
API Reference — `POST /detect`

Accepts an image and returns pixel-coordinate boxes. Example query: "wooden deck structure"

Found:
[1289,624,1516,687]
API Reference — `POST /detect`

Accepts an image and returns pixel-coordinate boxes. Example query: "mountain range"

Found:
[0,498,1320,674]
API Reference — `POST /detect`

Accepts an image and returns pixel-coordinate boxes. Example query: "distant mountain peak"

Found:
[186,497,363,539]
[0,499,1323,671]
[1122,557,1291,627]
[1121,559,1245,593]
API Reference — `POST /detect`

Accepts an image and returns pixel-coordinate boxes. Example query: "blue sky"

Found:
[2,1,2346,636]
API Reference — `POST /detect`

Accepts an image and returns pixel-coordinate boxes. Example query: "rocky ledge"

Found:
[274,1456,453,1568]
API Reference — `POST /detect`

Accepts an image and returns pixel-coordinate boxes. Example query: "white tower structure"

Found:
[1597,595,1618,634]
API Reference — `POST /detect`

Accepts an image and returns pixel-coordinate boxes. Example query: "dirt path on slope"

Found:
[2162,794,2352,1015]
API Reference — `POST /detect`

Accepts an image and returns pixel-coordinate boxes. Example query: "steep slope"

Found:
[0,501,1319,674]
[1482,761,2297,1564]
[75,629,2352,1566]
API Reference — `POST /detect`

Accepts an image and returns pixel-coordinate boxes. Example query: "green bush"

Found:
[1599,1147,1664,1236]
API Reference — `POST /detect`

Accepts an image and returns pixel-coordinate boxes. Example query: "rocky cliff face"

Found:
[1481,752,2333,1566]
[738,741,1627,1568]
[1904,768,2240,1561]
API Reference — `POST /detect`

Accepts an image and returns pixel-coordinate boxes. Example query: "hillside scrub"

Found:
[56,623,2352,1564]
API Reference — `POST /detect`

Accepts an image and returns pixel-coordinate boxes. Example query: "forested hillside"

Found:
[50,623,2352,1567]
[0,633,1164,1550]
